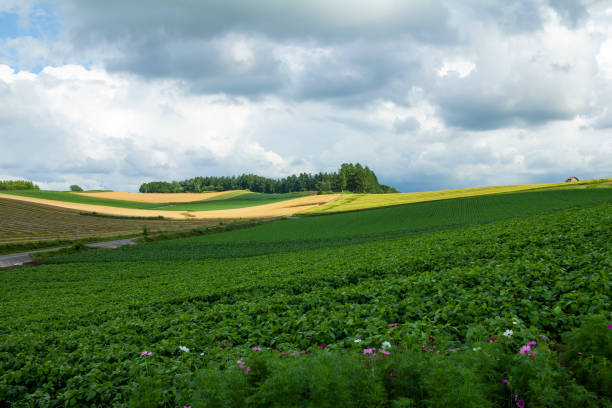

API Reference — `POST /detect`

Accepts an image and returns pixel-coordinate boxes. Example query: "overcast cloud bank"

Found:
[0,0,611,192]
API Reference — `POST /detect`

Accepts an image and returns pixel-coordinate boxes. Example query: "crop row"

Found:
[53,187,612,263]
[1,203,610,406]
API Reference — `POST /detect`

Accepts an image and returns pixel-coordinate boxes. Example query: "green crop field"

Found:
[1,187,610,407]
[0,198,224,250]
[54,188,612,263]
[155,192,313,211]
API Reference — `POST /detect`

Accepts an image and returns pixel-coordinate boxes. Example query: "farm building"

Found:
[565,176,579,182]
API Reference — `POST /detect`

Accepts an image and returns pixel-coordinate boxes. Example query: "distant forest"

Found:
[0,180,39,190]
[139,163,398,194]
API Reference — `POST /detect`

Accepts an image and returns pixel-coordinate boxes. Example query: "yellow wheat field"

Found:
[299,182,587,215]
[74,190,246,203]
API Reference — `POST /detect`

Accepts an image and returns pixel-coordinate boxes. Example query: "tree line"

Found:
[0,180,39,190]
[139,163,398,194]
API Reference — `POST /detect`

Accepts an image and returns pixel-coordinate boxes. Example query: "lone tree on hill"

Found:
[70,185,83,192]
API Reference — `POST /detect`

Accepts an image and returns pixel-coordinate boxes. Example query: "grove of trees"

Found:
[139,163,398,194]
[0,180,39,190]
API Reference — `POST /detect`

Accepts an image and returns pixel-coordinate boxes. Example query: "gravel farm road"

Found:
[0,238,136,268]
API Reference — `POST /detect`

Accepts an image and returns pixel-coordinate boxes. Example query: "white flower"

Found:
[354,338,362,343]
[473,347,481,351]
[179,346,190,353]
[513,320,519,325]
[382,341,392,349]
[503,329,514,337]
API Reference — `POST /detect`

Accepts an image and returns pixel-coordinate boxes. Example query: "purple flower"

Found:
[319,344,327,349]
[608,324,612,330]
[527,341,537,347]
[388,323,397,327]
[436,350,441,355]
[363,348,376,354]
[502,379,510,389]
[252,347,262,351]
[140,350,152,356]
[244,366,251,375]
[448,348,457,352]
[379,349,390,355]
[488,337,499,342]
[514,395,525,408]
[300,350,306,354]
[199,353,204,356]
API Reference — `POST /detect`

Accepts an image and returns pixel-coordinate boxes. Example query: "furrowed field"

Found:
[0,198,224,252]
[0,187,610,407]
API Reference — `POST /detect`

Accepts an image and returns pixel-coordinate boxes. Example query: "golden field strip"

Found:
[0,193,341,220]
[300,180,612,214]
[74,190,245,203]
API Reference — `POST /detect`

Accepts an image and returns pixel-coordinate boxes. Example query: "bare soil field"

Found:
[74,190,244,203]
[0,193,341,220]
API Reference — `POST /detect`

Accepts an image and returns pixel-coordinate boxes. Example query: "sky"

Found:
[0,1,611,192]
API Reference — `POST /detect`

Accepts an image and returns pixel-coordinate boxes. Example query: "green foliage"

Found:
[0,201,610,406]
[0,180,39,190]
[561,315,612,398]
[139,163,398,194]
[69,184,84,192]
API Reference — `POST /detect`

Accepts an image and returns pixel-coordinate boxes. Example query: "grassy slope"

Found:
[1,202,610,406]
[302,178,612,214]
[1,190,162,209]
[52,188,612,263]
[155,192,313,211]
[1,190,313,211]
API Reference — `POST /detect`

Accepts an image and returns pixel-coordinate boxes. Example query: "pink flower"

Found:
[244,366,251,375]
[281,352,286,357]
[487,337,499,342]
[252,347,262,351]
[184,406,191,408]
[519,345,531,355]
[319,344,327,349]
[140,351,152,356]
[448,348,457,352]
[502,379,510,389]
[421,345,428,352]
[528,353,536,357]
[527,341,537,347]
[237,359,245,369]
[219,345,228,349]
[379,349,390,355]
[608,324,612,330]
[389,372,393,381]
[436,350,441,355]
[578,352,583,355]
[388,323,397,327]
[300,350,306,354]
[515,395,525,408]
[362,348,376,354]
